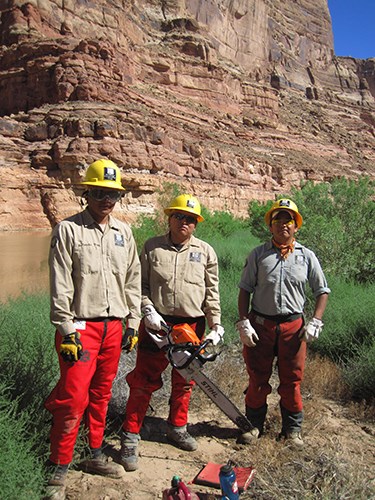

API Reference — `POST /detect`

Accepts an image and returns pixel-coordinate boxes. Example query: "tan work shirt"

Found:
[49,208,141,336]
[141,233,221,328]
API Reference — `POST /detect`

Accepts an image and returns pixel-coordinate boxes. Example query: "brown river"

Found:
[0,231,51,303]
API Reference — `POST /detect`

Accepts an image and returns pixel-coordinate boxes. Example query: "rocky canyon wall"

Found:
[0,0,374,230]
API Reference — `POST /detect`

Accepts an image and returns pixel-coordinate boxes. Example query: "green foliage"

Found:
[0,294,56,498]
[203,229,260,341]
[0,294,57,455]
[132,182,181,249]
[248,177,375,283]
[0,385,45,500]
[291,177,375,283]
[311,277,375,400]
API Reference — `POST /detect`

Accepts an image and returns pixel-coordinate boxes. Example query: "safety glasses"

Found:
[88,189,123,202]
[171,213,198,224]
[271,218,295,226]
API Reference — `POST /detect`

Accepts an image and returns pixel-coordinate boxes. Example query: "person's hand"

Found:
[236,319,259,347]
[122,328,138,352]
[205,324,225,345]
[60,332,83,362]
[142,304,165,331]
[299,318,323,343]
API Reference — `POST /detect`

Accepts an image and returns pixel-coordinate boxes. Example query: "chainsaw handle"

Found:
[167,339,218,370]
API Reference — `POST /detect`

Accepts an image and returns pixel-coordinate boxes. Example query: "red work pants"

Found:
[44,319,122,465]
[123,317,205,433]
[242,313,306,413]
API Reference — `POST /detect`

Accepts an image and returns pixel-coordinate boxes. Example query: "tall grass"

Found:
[0,293,57,497]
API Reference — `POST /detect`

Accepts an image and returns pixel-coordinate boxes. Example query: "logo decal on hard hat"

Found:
[279,200,291,208]
[186,199,195,209]
[104,167,116,181]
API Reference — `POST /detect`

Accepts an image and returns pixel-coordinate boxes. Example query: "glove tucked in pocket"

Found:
[60,332,83,362]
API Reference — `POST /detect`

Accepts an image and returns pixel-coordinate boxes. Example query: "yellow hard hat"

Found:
[264,198,303,228]
[164,194,204,222]
[81,158,125,191]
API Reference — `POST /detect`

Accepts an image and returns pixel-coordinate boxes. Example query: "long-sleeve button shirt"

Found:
[49,208,141,336]
[141,233,221,328]
[239,240,330,316]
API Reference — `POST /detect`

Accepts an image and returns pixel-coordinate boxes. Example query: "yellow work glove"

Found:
[60,332,83,363]
[122,328,138,352]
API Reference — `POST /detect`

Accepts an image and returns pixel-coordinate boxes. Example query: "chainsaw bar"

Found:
[178,359,253,433]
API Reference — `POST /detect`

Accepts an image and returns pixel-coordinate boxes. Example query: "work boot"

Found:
[80,451,123,478]
[44,461,68,500]
[120,431,140,472]
[285,431,304,448]
[237,426,260,444]
[237,404,267,444]
[166,424,198,451]
[280,405,304,448]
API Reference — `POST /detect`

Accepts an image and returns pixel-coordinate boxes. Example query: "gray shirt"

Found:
[239,240,330,316]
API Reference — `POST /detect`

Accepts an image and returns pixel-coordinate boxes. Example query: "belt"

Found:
[162,315,205,325]
[251,310,303,324]
[75,317,122,323]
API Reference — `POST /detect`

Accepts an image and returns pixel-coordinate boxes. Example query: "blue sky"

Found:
[327,0,374,59]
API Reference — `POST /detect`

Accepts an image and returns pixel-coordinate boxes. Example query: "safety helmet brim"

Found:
[164,207,204,222]
[81,180,126,191]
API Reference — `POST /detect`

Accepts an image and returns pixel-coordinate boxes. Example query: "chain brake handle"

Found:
[167,338,218,369]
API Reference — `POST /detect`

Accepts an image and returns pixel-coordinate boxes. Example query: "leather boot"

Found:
[280,405,304,448]
[237,404,267,444]
[120,431,140,472]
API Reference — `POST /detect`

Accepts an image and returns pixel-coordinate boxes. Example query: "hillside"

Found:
[0,0,374,230]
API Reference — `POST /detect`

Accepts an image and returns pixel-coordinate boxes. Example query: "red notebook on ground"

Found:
[193,462,256,491]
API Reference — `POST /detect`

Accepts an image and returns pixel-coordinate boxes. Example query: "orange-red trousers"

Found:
[45,319,122,465]
[243,313,306,413]
[123,317,205,434]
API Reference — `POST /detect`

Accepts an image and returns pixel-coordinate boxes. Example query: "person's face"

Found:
[86,188,123,223]
[169,211,198,244]
[269,210,298,244]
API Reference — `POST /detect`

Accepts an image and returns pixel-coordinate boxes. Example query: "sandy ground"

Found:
[61,348,375,500]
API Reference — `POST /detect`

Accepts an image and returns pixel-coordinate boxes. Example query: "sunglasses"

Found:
[171,213,198,224]
[88,189,123,202]
[271,218,295,226]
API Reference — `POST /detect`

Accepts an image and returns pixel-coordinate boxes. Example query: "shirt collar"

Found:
[82,208,120,231]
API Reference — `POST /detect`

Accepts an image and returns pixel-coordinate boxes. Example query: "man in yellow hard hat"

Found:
[44,159,141,498]
[120,194,224,472]
[236,198,330,448]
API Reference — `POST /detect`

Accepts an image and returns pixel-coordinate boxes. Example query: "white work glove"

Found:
[236,319,259,348]
[142,304,165,331]
[299,318,324,343]
[205,324,225,346]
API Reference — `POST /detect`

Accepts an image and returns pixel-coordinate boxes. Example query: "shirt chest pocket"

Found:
[184,260,205,285]
[110,245,128,276]
[286,255,308,284]
[73,243,101,275]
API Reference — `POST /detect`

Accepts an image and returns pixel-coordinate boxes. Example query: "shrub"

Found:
[247,176,375,284]
[0,385,45,499]
[0,294,56,453]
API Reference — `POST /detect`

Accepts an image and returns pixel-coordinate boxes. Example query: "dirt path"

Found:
[63,350,375,499]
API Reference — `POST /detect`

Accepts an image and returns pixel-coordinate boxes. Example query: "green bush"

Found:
[204,229,260,341]
[0,294,57,453]
[0,385,45,500]
[311,277,375,400]
[248,176,375,284]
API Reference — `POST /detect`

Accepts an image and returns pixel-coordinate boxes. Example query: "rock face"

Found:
[0,0,374,230]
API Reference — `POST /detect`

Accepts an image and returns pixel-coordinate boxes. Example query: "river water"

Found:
[0,231,51,303]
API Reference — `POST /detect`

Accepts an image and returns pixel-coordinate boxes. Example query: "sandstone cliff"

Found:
[0,0,374,230]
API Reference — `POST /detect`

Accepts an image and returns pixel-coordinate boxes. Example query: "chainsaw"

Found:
[146,323,255,433]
